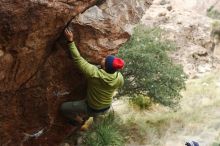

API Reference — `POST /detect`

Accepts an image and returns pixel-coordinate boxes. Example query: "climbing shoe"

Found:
[80,117,94,131]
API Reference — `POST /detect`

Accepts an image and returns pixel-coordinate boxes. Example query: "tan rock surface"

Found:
[141,0,220,78]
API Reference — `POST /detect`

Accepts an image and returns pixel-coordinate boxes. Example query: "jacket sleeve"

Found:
[69,42,98,78]
[119,73,124,88]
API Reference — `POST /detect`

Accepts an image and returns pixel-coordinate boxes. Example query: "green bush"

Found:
[83,112,125,146]
[207,6,220,20]
[212,142,220,146]
[211,21,220,37]
[117,25,186,108]
[129,95,151,109]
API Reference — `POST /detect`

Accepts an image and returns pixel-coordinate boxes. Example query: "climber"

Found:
[60,28,124,129]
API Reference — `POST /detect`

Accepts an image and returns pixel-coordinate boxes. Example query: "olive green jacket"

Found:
[69,42,124,110]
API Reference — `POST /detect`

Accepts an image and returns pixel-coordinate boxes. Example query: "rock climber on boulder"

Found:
[60,28,124,129]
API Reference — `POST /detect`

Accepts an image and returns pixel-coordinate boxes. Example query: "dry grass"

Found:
[113,69,220,146]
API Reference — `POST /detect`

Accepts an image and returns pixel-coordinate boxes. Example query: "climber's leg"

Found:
[80,106,111,130]
[60,100,88,125]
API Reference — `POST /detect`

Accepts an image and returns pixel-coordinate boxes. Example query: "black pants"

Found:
[60,99,110,123]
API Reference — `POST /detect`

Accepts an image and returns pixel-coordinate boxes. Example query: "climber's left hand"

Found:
[64,28,73,42]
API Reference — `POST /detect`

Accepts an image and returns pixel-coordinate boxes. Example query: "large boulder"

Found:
[0,0,152,145]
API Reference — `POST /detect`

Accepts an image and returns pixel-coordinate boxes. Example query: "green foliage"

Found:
[118,25,186,108]
[211,21,220,40]
[96,0,105,5]
[129,95,151,109]
[212,21,220,29]
[212,142,220,146]
[160,0,169,5]
[212,133,220,146]
[207,6,220,20]
[83,112,125,146]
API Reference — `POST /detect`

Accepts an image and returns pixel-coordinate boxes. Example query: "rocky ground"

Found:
[141,0,220,78]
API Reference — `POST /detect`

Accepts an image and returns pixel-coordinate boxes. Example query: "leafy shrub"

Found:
[207,6,220,20]
[211,21,220,37]
[129,95,151,109]
[117,25,186,108]
[212,142,220,146]
[83,112,125,146]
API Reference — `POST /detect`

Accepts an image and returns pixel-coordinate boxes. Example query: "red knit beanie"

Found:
[105,55,124,73]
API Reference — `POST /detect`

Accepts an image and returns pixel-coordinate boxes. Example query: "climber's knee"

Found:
[60,100,87,116]
[60,102,74,116]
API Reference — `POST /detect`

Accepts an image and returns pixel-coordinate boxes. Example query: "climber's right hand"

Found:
[64,28,73,42]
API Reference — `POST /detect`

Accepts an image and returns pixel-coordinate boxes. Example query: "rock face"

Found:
[142,0,220,78]
[68,0,152,63]
[0,0,152,145]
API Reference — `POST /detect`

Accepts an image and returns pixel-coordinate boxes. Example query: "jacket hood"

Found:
[99,69,120,87]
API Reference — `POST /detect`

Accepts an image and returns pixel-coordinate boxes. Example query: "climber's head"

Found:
[101,55,124,74]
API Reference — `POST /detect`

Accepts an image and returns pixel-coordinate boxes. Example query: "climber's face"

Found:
[101,58,106,69]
